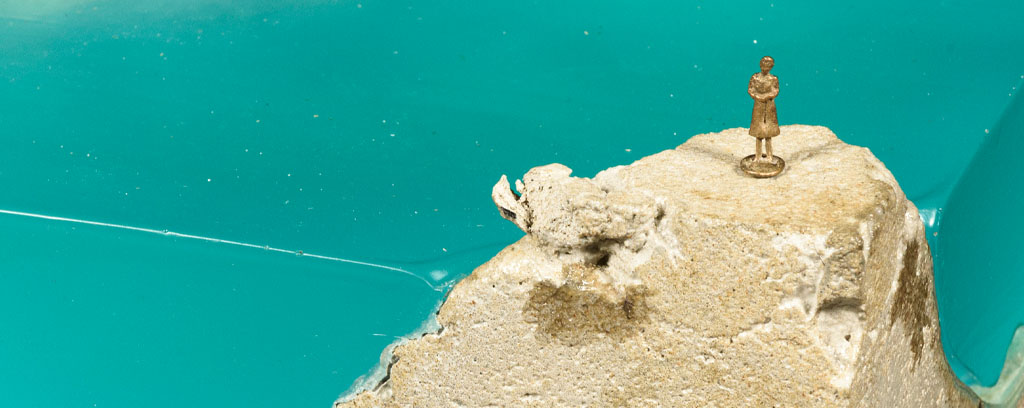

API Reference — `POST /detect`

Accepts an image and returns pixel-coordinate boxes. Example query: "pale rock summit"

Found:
[338,125,978,407]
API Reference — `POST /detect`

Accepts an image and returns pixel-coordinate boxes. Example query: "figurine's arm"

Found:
[748,75,772,102]
[765,77,779,99]
[748,76,759,100]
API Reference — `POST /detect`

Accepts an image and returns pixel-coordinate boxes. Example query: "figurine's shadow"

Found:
[679,145,735,166]
[678,145,756,178]
[682,136,843,178]
[786,139,845,162]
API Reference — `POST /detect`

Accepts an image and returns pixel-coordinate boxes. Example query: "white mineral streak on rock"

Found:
[338,125,979,407]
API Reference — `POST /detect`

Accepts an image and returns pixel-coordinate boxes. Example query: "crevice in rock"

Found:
[373,354,399,392]
[818,297,864,312]
[654,203,666,226]
[730,317,774,342]
[499,207,517,221]
[581,238,624,267]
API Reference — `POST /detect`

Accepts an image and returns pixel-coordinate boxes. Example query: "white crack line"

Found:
[0,208,441,292]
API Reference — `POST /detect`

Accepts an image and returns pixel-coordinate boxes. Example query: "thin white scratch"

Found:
[0,208,441,291]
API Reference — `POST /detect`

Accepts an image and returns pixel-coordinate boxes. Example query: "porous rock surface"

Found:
[337,125,978,407]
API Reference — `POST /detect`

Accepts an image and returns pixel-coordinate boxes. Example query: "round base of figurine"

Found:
[740,154,785,178]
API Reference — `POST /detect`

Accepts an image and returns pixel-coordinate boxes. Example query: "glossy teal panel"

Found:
[0,0,1022,406]
[0,212,440,407]
[939,83,1024,387]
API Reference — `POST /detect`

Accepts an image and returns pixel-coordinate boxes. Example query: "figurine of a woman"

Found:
[748,56,780,161]
[741,56,785,178]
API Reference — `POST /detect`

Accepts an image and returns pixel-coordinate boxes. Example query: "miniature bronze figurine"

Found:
[740,56,785,178]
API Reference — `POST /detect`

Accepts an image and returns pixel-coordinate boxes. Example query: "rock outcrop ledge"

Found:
[338,125,978,407]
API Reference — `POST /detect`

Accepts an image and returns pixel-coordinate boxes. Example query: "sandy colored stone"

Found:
[338,125,979,407]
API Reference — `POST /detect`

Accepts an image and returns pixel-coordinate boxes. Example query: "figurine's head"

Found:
[760,56,774,73]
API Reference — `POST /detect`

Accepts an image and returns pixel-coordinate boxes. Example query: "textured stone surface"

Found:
[337,125,979,407]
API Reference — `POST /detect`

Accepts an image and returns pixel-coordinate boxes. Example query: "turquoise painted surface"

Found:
[0,0,1021,405]
[939,82,1024,388]
[0,213,442,407]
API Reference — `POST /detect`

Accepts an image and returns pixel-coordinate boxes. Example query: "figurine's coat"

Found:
[748,72,780,139]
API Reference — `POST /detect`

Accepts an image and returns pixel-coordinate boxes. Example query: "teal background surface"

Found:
[0,0,1021,406]
[939,78,1024,388]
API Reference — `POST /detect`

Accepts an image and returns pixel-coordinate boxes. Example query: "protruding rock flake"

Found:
[338,125,979,407]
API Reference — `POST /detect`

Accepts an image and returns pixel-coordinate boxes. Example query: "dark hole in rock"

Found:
[499,207,517,220]
[582,239,622,267]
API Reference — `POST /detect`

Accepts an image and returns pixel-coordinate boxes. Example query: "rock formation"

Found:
[337,125,979,407]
